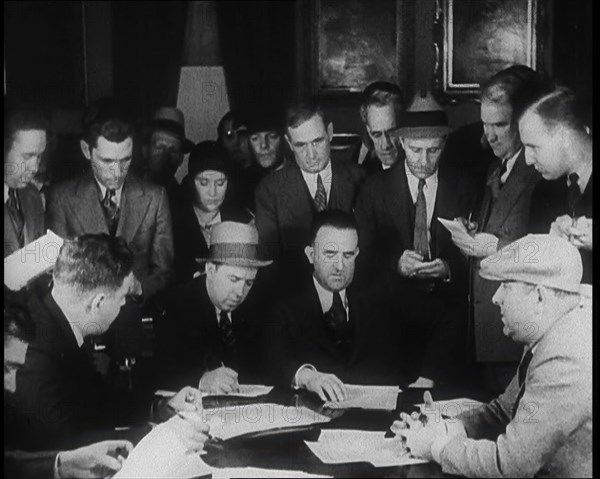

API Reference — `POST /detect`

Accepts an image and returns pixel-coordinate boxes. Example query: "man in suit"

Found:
[4,300,134,479]
[158,222,272,393]
[355,92,473,388]
[355,81,405,176]
[46,98,174,359]
[4,102,48,257]
[255,100,365,293]
[451,66,547,394]
[523,87,593,284]
[7,235,208,452]
[264,210,403,401]
[394,234,592,478]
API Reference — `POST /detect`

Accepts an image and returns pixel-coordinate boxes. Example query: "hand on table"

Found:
[164,411,211,454]
[57,440,133,478]
[298,368,347,402]
[199,367,239,394]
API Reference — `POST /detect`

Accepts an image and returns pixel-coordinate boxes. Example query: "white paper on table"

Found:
[210,467,332,478]
[305,429,428,467]
[205,384,274,398]
[113,417,211,479]
[4,230,64,291]
[204,403,331,440]
[323,384,400,411]
[416,398,485,419]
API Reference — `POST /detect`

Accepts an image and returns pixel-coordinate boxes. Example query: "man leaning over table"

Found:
[264,210,404,402]
[157,221,272,394]
[392,234,592,477]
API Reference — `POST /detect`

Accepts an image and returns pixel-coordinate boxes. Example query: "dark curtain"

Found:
[112,1,188,123]
[216,1,297,118]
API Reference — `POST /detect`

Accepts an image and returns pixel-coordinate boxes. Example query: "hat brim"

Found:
[394,126,451,139]
[478,269,581,294]
[195,257,273,268]
[182,138,195,153]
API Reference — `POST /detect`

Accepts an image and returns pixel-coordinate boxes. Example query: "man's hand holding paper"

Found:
[199,366,240,394]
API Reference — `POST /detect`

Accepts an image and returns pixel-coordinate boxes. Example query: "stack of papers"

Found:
[417,398,484,418]
[323,385,400,411]
[305,430,428,467]
[204,403,332,440]
[4,230,64,290]
[208,384,273,398]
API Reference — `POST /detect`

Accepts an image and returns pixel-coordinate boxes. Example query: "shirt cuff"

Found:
[54,452,61,479]
[292,364,316,389]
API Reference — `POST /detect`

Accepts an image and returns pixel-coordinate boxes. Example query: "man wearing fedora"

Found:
[393,234,592,478]
[140,106,194,211]
[355,91,473,388]
[157,222,271,394]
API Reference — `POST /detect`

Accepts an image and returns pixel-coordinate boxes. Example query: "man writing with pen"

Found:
[158,222,272,394]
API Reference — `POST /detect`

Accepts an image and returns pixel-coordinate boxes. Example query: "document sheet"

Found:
[323,384,400,410]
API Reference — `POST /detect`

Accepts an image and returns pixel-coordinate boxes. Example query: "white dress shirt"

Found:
[300,160,333,202]
[405,162,438,243]
[95,178,124,207]
[500,148,522,184]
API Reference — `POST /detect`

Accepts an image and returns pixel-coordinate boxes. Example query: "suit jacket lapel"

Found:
[72,174,109,234]
[19,187,41,245]
[282,164,314,217]
[329,161,349,208]
[386,164,414,247]
[117,176,149,242]
[306,282,341,356]
[488,151,537,228]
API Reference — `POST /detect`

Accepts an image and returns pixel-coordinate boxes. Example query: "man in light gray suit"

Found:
[47,98,173,358]
[393,234,592,478]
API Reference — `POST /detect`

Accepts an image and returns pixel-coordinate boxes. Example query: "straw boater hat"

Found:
[147,107,194,153]
[196,222,272,268]
[480,234,583,293]
[395,91,451,139]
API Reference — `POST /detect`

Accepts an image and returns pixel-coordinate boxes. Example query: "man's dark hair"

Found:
[526,86,591,135]
[82,98,135,149]
[308,209,358,245]
[480,65,550,121]
[359,81,404,124]
[4,303,35,344]
[4,101,50,156]
[285,100,329,131]
[53,234,134,294]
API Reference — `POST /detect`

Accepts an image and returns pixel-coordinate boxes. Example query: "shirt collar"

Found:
[4,183,10,204]
[300,160,332,185]
[312,275,347,314]
[568,159,593,193]
[94,177,124,205]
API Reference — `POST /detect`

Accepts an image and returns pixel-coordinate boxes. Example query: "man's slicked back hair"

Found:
[286,99,328,131]
[53,234,134,295]
[308,209,358,245]
[82,98,135,149]
[525,86,591,135]
[4,100,50,157]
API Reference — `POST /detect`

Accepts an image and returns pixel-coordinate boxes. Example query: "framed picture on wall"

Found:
[433,0,547,100]
[312,0,413,96]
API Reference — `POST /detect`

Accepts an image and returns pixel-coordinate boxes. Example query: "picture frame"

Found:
[311,0,413,97]
[433,0,547,101]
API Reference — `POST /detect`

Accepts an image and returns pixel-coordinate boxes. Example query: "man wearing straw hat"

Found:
[158,221,271,394]
[355,91,473,388]
[392,234,592,477]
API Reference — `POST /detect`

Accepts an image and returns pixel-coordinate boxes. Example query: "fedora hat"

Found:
[395,91,450,139]
[196,222,272,268]
[147,107,194,153]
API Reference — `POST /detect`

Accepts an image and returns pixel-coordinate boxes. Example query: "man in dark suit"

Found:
[4,102,48,257]
[4,300,134,479]
[355,92,473,388]
[255,100,365,293]
[264,210,403,402]
[158,222,272,393]
[451,66,546,394]
[7,235,206,452]
[46,99,174,359]
[523,87,593,285]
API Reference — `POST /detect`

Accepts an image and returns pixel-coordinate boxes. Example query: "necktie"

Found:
[567,173,581,218]
[413,179,429,260]
[511,348,534,419]
[324,291,352,349]
[102,188,119,235]
[314,174,327,212]
[7,188,25,247]
[498,159,509,188]
[219,311,237,353]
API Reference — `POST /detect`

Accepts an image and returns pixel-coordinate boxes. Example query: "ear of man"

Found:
[304,245,315,265]
[326,122,334,141]
[80,140,92,160]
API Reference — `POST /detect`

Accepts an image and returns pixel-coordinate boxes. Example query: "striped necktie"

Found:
[314,174,327,212]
